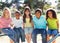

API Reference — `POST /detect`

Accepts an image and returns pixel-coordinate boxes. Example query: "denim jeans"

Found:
[32,29,47,43]
[14,27,25,43]
[1,28,17,43]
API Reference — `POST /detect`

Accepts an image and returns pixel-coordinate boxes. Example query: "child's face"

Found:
[25,10,30,16]
[48,11,53,18]
[35,11,41,19]
[3,9,10,19]
[15,13,20,19]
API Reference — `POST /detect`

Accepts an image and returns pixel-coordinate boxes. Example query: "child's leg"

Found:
[32,29,39,43]
[51,30,58,43]
[28,34,32,43]
[2,28,17,43]
[52,35,56,43]
[25,34,30,43]
[13,27,20,43]
[24,28,30,43]
[47,35,50,41]
[10,39,14,43]
[41,29,47,43]
[47,29,51,41]
[19,28,25,43]
[28,28,33,43]
[26,34,31,43]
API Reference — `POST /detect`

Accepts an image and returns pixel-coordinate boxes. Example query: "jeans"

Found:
[32,29,47,43]
[1,28,17,43]
[14,27,25,43]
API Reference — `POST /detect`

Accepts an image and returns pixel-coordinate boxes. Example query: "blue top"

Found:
[33,15,47,29]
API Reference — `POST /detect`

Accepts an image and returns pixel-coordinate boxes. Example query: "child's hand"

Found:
[10,22,14,27]
[9,22,14,29]
[58,29,60,33]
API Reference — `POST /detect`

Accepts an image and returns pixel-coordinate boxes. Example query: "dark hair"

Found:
[15,11,20,15]
[46,9,57,20]
[23,8,32,23]
[35,10,41,15]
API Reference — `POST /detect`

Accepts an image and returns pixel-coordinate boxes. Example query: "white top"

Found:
[12,17,23,28]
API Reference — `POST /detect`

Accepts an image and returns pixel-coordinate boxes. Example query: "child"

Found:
[46,9,59,43]
[32,8,47,43]
[0,7,16,43]
[23,6,33,43]
[13,11,25,43]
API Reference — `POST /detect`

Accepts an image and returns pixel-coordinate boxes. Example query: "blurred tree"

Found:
[58,0,60,2]
[24,0,45,11]
[44,3,51,10]
[24,0,31,8]
[57,0,60,9]
[32,0,45,12]
[0,0,13,9]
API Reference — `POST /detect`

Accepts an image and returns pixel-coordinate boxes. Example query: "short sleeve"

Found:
[32,16,35,23]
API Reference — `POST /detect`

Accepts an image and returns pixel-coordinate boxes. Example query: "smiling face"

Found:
[48,11,53,19]
[3,9,10,19]
[15,13,20,19]
[35,10,41,19]
[24,9,30,16]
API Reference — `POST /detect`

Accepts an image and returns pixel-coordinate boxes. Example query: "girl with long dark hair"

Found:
[46,9,59,43]
[23,6,33,43]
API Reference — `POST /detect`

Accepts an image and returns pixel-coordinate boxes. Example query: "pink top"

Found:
[0,17,12,28]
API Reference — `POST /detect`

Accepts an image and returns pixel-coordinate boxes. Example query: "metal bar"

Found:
[48,33,60,43]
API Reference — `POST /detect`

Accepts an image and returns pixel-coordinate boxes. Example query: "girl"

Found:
[23,6,33,43]
[0,7,16,43]
[46,9,59,43]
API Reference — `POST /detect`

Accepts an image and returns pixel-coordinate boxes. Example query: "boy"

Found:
[13,11,25,43]
[32,8,47,43]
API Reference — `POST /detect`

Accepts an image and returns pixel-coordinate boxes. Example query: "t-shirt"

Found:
[47,18,58,30]
[12,17,23,28]
[25,18,32,27]
[0,17,12,28]
[33,15,47,29]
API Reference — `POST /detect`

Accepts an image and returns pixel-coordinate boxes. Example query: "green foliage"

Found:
[58,0,60,2]
[44,4,51,10]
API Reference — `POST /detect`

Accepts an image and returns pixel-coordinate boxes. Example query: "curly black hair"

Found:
[46,9,57,20]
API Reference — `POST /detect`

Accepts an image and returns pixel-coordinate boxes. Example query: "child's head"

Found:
[15,11,21,19]
[46,9,57,20]
[35,8,42,19]
[3,7,11,19]
[23,6,32,23]
[24,6,30,16]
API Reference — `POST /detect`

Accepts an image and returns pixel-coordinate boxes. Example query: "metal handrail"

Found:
[47,33,60,43]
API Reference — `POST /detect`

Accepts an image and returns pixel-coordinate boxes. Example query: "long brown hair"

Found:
[23,8,32,23]
[46,9,57,20]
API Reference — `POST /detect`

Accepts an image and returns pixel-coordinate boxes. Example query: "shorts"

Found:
[47,29,58,36]
[24,27,33,34]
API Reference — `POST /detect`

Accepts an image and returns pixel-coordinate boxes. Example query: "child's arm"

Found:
[23,23,25,29]
[9,22,14,29]
[57,20,59,29]
[57,19,59,32]
[31,21,34,29]
[10,22,14,27]
[46,23,48,31]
